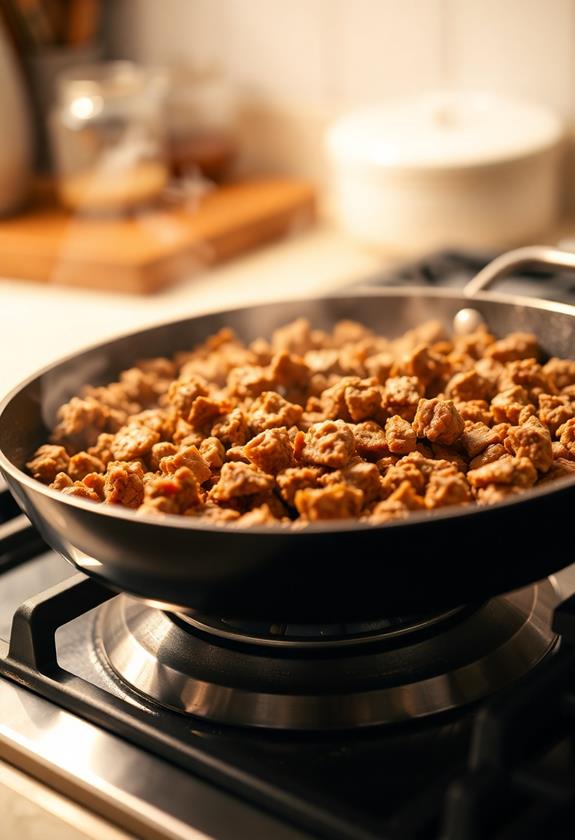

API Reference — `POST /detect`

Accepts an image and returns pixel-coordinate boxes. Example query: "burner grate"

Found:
[354,248,575,305]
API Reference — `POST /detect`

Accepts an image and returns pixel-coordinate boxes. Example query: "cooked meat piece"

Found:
[343,382,382,422]
[332,320,373,347]
[187,396,228,431]
[167,376,210,419]
[467,456,537,489]
[50,472,73,490]
[129,408,176,439]
[454,326,496,360]
[199,437,226,469]
[364,351,395,383]
[380,460,426,497]
[82,472,106,499]
[460,422,500,458]
[276,466,324,506]
[210,462,274,502]
[269,351,309,387]
[319,376,380,422]
[149,441,178,471]
[386,479,427,510]
[249,391,303,433]
[371,482,426,522]
[243,428,293,474]
[385,415,416,454]
[62,482,102,502]
[235,504,284,526]
[538,394,575,436]
[474,357,504,385]
[298,420,355,468]
[119,367,169,405]
[138,496,179,516]
[87,433,116,466]
[425,472,472,508]
[498,359,552,400]
[68,451,105,481]
[490,386,532,424]
[504,416,553,473]
[430,444,468,473]
[294,483,364,520]
[135,356,176,380]
[111,425,160,461]
[469,443,506,470]
[541,458,575,482]
[475,485,523,505]
[321,457,382,503]
[51,396,110,450]
[486,332,540,362]
[412,399,464,445]
[396,343,446,386]
[304,348,341,375]
[226,366,273,399]
[272,318,314,355]
[185,503,242,523]
[225,445,250,463]
[381,376,423,421]
[159,445,212,484]
[212,408,250,447]
[144,466,202,512]
[172,419,202,446]
[27,444,70,484]
[559,418,575,457]
[104,462,145,508]
[446,370,493,402]
[351,420,389,459]
[543,358,575,391]
[453,399,493,425]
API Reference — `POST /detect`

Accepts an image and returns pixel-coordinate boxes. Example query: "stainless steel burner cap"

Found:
[97,580,558,730]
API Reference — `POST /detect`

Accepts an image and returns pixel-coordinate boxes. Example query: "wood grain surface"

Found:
[0,178,315,294]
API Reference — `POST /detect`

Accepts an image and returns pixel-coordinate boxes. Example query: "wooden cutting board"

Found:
[0,178,315,294]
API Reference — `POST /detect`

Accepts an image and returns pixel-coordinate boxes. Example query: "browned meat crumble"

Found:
[27,318,575,527]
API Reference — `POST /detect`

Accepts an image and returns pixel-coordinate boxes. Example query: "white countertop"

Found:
[0,225,388,399]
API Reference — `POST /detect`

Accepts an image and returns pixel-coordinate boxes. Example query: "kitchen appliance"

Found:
[1,247,575,838]
[325,93,564,254]
[1,248,575,623]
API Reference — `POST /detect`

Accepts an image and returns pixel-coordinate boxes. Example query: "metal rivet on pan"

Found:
[453,308,486,336]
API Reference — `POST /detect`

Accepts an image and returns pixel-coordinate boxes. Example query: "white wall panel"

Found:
[223,0,329,103]
[447,0,575,116]
[333,0,444,104]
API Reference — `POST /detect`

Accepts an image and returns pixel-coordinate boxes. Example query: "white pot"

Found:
[325,93,564,255]
[0,20,32,215]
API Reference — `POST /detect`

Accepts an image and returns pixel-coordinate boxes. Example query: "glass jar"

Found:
[50,61,169,214]
[165,64,238,181]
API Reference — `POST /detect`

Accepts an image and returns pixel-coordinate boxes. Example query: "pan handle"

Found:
[464,245,575,298]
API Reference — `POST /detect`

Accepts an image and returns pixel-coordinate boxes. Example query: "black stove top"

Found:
[356,248,575,304]
[2,251,575,839]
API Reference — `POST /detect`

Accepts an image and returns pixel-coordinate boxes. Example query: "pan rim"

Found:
[1,285,575,536]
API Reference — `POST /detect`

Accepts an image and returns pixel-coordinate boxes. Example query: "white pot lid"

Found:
[326,92,564,170]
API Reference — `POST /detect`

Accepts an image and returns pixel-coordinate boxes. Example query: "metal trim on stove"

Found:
[98,582,558,730]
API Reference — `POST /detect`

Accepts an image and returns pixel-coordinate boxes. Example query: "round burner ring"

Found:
[97,580,558,730]
[177,607,463,648]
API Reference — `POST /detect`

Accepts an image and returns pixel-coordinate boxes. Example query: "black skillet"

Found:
[1,246,575,622]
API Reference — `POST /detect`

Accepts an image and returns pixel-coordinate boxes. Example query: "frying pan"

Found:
[1,246,575,623]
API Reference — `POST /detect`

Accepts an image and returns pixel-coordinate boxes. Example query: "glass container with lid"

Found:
[50,61,169,213]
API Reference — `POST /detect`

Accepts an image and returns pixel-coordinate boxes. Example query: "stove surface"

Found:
[356,247,575,304]
[2,251,575,840]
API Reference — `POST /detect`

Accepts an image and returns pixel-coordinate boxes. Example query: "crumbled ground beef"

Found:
[27,318,575,524]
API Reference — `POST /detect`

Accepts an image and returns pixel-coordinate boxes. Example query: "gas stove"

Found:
[2,251,575,840]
